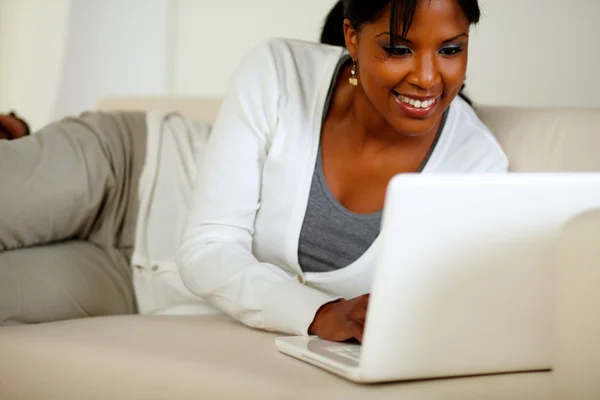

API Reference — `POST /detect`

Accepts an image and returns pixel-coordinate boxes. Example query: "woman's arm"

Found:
[177,41,338,335]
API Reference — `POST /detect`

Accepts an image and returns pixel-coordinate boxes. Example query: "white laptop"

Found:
[275,173,600,383]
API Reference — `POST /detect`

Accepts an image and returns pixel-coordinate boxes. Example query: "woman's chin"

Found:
[391,116,444,138]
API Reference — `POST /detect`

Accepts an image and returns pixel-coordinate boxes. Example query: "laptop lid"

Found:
[359,173,600,382]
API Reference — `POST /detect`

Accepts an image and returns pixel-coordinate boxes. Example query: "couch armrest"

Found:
[554,210,600,399]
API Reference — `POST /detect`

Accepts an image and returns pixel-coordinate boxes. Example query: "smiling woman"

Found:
[342,0,472,138]
[321,1,477,103]
[177,0,509,343]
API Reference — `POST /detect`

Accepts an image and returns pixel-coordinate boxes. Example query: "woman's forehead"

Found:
[367,0,470,37]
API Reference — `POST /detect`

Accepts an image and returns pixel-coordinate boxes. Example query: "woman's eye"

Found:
[439,46,463,56]
[383,46,412,57]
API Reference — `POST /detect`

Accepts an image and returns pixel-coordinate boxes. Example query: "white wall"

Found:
[52,0,173,122]
[0,0,72,130]
[0,0,174,130]
[174,0,338,97]
[174,0,600,109]
[1,0,599,129]
[469,0,600,108]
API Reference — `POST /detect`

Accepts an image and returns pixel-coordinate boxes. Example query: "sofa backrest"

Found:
[476,105,600,172]
[97,96,223,126]
[97,97,600,173]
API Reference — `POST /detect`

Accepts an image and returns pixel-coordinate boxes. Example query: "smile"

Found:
[393,92,440,110]
[392,91,441,119]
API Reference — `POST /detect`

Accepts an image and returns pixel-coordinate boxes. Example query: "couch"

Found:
[0,97,598,399]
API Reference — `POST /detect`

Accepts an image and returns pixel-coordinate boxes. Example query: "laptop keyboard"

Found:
[324,345,361,362]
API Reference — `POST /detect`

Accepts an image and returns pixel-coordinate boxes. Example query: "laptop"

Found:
[275,173,600,383]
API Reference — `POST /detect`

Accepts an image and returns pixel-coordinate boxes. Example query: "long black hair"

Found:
[320,1,346,48]
[319,0,480,105]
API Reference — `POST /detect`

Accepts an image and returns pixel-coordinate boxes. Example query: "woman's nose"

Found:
[405,53,442,90]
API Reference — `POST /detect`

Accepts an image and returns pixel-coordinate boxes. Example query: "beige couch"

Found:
[0,97,599,399]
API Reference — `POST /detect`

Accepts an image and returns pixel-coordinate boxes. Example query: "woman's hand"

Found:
[308,294,369,343]
[0,113,29,140]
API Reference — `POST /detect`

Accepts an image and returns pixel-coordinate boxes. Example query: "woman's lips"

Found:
[393,91,441,118]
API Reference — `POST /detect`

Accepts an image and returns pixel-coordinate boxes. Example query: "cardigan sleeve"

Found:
[176,40,339,336]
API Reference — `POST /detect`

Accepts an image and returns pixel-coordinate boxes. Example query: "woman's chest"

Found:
[249,112,320,271]
[320,135,434,215]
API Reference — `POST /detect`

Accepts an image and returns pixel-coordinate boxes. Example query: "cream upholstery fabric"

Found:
[1,97,598,399]
[476,105,600,172]
[96,96,223,125]
[0,315,552,400]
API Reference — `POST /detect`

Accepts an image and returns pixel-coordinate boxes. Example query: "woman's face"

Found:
[345,0,471,137]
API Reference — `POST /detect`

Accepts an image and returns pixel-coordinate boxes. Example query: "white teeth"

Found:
[397,94,437,109]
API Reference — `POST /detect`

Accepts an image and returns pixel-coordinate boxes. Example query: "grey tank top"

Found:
[297,54,446,274]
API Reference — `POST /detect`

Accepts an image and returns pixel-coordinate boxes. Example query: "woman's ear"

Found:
[343,18,359,60]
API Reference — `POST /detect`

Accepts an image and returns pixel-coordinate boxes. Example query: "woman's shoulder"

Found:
[241,38,347,89]
[260,38,347,64]
[439,97,509,172]
[450,96,497,139]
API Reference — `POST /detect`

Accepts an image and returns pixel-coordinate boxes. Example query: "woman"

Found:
[176,0,508,343]
[322,0,475,105]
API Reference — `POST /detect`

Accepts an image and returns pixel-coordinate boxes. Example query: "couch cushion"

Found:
[96,96,223,125]
[477,105,600,172]
[0,315,551,399]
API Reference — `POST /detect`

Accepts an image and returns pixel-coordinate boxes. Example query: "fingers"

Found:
[347,319,365,343]
[347,295,369,342]
[311,294,371,343]
[348,307,366,324]
[358,293,370,310]
[348,294,369,323]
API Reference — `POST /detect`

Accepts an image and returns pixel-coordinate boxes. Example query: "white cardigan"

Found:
[175,39,509,336]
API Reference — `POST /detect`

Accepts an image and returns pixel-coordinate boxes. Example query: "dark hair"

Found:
[320,1,346,47]
[319,0,480,105]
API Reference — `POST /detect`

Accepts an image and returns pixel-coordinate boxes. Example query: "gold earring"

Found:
[349,61,358,86]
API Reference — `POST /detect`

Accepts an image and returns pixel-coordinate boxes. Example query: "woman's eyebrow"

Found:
[442,33,469,44]
[375,32,468,44]
[376,32,413,43]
